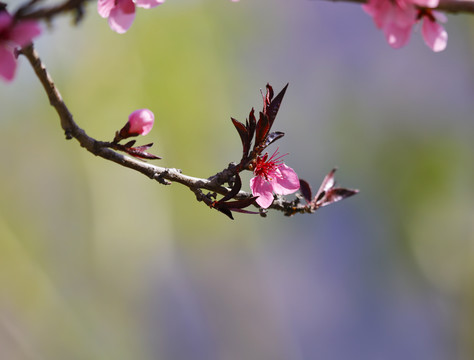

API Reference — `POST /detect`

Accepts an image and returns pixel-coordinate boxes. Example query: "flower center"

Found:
[254,149,287,180]
[417,8,436,22]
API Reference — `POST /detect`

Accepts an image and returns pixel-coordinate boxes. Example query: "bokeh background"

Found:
[1,0,474,359]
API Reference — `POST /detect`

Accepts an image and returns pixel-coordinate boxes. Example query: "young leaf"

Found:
[247,108,257,147]
[264,84,274,108]
[215,206,234,220]
[124,140,137,147]
[231,117,250,156]
[299,179,313,203]
[312,169,358,209]
[315,168,337,200]
[265,83,288,127]
[254,112,269,149]
[219,173,242,203]
[316,188,359,208]
[264,131,285,147]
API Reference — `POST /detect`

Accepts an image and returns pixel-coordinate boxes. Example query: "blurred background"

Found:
[1,0,474,359]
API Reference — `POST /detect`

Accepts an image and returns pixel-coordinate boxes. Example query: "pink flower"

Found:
[0,12,41,82]
[98,0,164,34]
[250,149,300,209]
[362,0,447,51]
[114,108,155,142]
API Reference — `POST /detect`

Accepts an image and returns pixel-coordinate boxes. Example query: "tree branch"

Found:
[21,44,328,217]
[14,0,91,23]
[19,44,357,219]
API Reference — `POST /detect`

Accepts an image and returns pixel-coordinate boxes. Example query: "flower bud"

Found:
[114,108,154,143]
[128,108,154,135]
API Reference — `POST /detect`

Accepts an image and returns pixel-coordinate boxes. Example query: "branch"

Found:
[320,0,474,14]
[17,45,297,217]
[20,46,234,189]
[20,44,357,218]
[14,0,91,23]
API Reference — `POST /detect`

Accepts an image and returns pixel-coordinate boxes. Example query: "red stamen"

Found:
[253,148,289,180]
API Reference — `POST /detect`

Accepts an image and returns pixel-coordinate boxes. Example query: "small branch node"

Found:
[154,171,172,185]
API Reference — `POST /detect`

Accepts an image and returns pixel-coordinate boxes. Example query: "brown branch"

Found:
[320,0,474,14]
[20,44,319,217]
[14,0,91,23]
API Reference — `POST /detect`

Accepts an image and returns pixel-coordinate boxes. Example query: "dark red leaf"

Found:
[265,84,274,108]
[314,168,337,201]
[299,179,313,203]
[312,169,358,209]
[124,140,136,148]
[265,83,288,128]
[124,147,161,160]
[219,173,242,203]
[264,131,285,147]
[247,108,257,146]
[231,117,250,156]
[230,208,260,215]
[255,112,269,149]
[212,195,258,220]
[315,188,359,208]
[215,206,234,220]
[221,196,258,209]
[133,142,154,151]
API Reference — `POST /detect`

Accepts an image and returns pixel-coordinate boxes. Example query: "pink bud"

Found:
[128,108,154,135]
[114,108,155,143]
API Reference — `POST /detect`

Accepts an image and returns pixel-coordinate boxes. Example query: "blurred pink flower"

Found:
[363,0,447,51]
[0,12,41,82]
[128,108,155,135]
[98,0,164,34]
[250,149,300,209]
[420,10,448,52]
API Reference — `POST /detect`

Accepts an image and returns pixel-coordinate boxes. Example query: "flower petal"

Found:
[108,0,136,34]
[98,0,116,18]
[135,0,165,9]
[384,22,413,48]
[422,18,447,52]
[363,0,393,29]
[412,0,439,8]
[250,176,275,208]
[432,10,447,23]
[271,164,300,196]
[0,13,13,32]
[0,46,17,82]
[8,21,42,47]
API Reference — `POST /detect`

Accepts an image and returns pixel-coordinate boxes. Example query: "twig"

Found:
[14,0,91,23]
[20,44,316,216]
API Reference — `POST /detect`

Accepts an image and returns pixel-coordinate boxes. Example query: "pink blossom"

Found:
[363,0,417,48]
[362,0,447,51]
[420,10,448,52]
[128,108,155,135]
[0,12,41,82]
[98,0,164,34]
[250,150,300,209]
